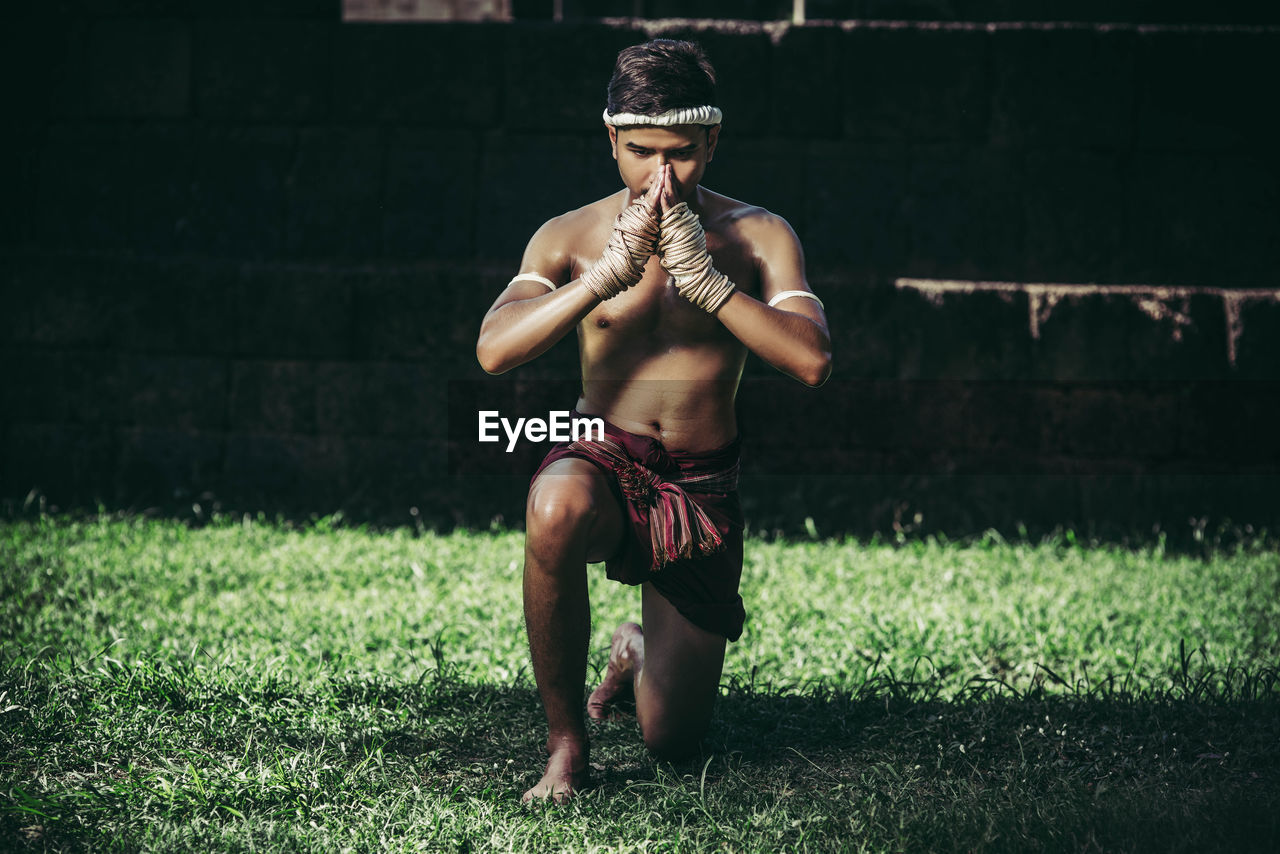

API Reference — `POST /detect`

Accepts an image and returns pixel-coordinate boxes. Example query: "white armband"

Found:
[509,273,557,291]
[768,290,824,310]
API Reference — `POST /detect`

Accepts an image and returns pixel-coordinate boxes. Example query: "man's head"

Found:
[604,40,722,204]
[606,39,717,119]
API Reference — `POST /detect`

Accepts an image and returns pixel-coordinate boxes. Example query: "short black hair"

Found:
[606,39,718,117]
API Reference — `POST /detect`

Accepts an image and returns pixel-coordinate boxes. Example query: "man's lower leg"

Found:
[521,542,591,802]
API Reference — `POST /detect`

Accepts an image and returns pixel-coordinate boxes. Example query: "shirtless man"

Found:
[475,39,831,803]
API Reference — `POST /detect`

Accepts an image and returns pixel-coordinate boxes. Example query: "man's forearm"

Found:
[715,294,832,387]
[476,284,598,375]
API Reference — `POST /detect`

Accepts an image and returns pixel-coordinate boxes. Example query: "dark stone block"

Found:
[1178,382,1280,466]
[989,27,1134,150]
[817,278,898,380]
[0,347,68,423]
[1134,30,1274,152]
[4,256,119,346]
[1023,150,1123,283]
[772,27,842,140]
[903,145,1023,280]
[315,362,443,438]
[195,20,330,121]
[1125,291,1230,381]
[708,138,808,228]
[1060,385,1180,461]
[3,423,115,506]
[333,23,502,128]
[229,360,318,434]
[505,24,638,132]
[894,284,1034,381]
[1232,295,1280,380]
[64,352,125,426]
[84,19,191,118]
[860,0,960,18]
[803,143,908,278]
[682,28,773,138]
[234,268,353,358]
[286,127,384,259]
[114,426,223,502]
[222,433,350,506]
[344,436,443,511]
[117,356,229,430]
[384,130,481,260]
[841,25,988,143]
[477,133,595,261]
[193,0,338,19]
[645,0,790,17]
[187,127,295,259]
[563,0,634,17]
[1124,154,1280,286]
[56,0,196,15]
[965,383,1073,466]
[584,143,626,205]
[0,126,45,249]
[103,258,239,356]
[0,21,61,119]
[353,266,492,363]
[37,123,194,253]
[1031,289,1138,381]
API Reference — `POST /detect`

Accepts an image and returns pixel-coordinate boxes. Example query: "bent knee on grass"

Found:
[526,461,621,564]
[640,717,709,762]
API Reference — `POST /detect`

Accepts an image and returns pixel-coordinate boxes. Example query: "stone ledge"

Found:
[897,279,1280,376]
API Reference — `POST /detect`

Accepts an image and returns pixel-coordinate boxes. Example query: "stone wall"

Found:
[2,2,1278,537]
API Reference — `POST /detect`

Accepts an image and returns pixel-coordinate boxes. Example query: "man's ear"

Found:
[706,125,721,163]
[607,125,619,160]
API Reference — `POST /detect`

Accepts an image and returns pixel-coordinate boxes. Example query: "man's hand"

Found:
[579,186,661,301]
[656,167,736,314]
[651,164,679,216]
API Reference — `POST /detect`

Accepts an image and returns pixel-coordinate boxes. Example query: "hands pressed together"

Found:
[579,165,736,314]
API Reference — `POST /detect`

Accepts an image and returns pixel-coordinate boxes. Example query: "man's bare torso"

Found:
[550,186,767,452]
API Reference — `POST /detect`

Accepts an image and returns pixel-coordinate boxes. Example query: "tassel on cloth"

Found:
[568,437,734,572]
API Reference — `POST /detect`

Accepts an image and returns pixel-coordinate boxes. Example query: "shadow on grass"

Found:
[415,665,1280,851]
[4,659,1279,852]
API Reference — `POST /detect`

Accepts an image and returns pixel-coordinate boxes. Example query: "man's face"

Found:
[608,124,720,203]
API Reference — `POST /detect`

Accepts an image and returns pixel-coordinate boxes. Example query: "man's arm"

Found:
[475,218,598,375]
[477,192,664,375]
[713,214,832,388]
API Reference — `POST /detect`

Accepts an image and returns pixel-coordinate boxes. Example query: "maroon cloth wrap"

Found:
[532,412,747,642]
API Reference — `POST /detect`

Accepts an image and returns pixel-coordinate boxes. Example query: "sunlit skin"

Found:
[476,121,831,803]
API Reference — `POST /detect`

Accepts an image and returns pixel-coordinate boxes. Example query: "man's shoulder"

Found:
[700,188,797,241]
[538,192,624,240]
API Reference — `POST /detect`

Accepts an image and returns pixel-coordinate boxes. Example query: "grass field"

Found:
[2,513,1278,852]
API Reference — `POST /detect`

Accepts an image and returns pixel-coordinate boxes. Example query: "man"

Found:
[476,39,830,803]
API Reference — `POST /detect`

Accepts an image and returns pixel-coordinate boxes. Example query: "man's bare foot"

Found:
[522,741,589,804]
[587,622,645,721]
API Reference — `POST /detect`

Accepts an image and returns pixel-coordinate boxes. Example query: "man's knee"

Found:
[641,718,706,762]
[527,478,599,541]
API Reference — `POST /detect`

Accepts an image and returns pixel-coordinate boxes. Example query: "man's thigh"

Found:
[636,582,727,741]
[526,457,625,565]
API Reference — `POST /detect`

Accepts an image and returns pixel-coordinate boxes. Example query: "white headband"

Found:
[602,105,723,127]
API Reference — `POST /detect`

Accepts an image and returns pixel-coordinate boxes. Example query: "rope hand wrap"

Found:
[579,199,660,301]
[658,202,736,314]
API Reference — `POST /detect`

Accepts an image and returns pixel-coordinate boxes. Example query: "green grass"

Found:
[2,513,1278,852]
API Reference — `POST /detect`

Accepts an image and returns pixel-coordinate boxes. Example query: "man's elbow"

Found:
[475,337,511,375]
[797,351,832,388]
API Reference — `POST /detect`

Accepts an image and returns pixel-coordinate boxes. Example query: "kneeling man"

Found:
[475,38,831,802]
